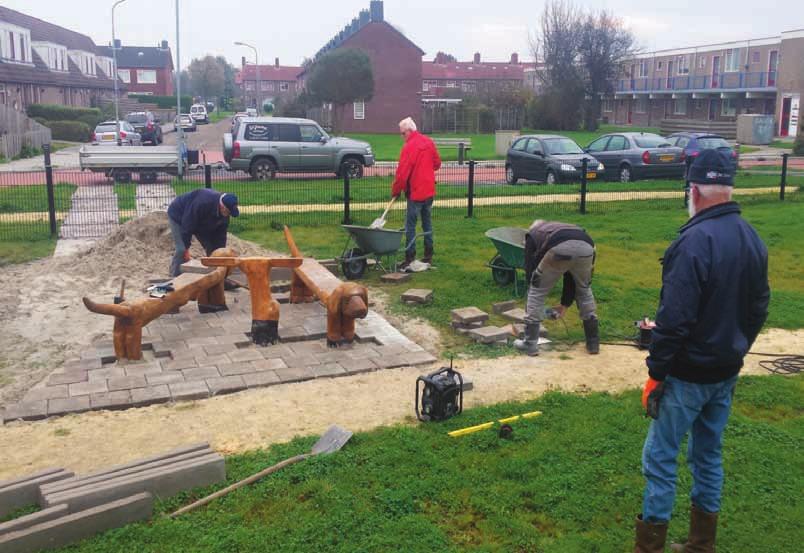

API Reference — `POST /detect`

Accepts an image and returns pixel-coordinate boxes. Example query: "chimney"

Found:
[510,52,519,64]
[241,56,246,69]
[359,9,370,26]
[275,57,280,68]
[473,52,481,64]
[370,0,384,22]
[160,40,168,50]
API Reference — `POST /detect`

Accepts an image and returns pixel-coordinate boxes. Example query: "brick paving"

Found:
[2,289,436,423]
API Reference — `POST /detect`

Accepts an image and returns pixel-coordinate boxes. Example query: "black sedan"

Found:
[506,135,604,185]
[584,132,685,182]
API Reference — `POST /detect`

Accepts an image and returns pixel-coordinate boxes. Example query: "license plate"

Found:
[586,172,596,179]
[102,135,114,141]
[659,155,674,162]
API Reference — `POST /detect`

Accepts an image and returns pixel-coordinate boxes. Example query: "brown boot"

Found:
[421,245,434,264]
[670,504,718,552]
[398,250,415,272]
[635,515,668,553]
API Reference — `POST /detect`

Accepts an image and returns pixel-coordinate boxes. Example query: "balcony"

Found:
[616,71,777,94]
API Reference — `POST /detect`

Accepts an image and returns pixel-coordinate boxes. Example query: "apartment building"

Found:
[0,6,118,111]
[608,29,804,137]
[236,57,302,110]
[422,52,538,98]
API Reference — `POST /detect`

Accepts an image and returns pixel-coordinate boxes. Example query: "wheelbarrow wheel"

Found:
[490,255,515,286]
[341,248,367,280]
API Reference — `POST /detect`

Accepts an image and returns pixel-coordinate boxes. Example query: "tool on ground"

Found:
[168,425,353,519]
[416,358,463,422]
[114,279,126,304]
[636,317,656,349]
[544,307,560,320]
[448,411,542,438]
[370,196,397,229]
[498,424,514,439]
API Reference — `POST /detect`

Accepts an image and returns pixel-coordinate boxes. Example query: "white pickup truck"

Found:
[78,145,200,183]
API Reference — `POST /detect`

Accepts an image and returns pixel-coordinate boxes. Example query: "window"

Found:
[511,138,528,151]
[638,60,648,78]
[280,82,289,91]
[353,100,365,120]
[751,51,760,63]
[136,70,157,84]
[445,81,457,88]
[261,82,274,91]
[423,80,437,92]
[606,135,627,151]
[725,49,740,72]
[544,138,583,155]
[245,82,255,91]
[674,136,690,148]
[461,81,476,93]
[117,69,131,83]
[278,123,301,142]
[244,123,279,141]
[698,56,707,69]
[656,61,663,71]
[635,97,648,113]
[633,134,671,148]
[721,98,737,117]
[299,125,323,142]
[676,55,689,75]
[586,136,610,153]
[525,139,542,155]
[603,98,614,112]
[674,97,688,115]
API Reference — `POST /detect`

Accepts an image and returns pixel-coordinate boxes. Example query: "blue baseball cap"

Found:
[220,193,240,217]
[688,149,734,186]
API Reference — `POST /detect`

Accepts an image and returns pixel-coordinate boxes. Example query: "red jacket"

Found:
[391,131,441,201]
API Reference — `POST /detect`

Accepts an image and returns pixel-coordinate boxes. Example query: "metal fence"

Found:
[0,148,800,244]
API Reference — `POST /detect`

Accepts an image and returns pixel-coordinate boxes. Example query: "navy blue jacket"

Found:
[167,189,229,252]
[647,202,769,384]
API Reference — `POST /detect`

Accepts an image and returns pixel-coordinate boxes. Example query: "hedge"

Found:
[794,122,804,155]
[45,120,92,142]
[26,104,103,127]
[129,94,192,110]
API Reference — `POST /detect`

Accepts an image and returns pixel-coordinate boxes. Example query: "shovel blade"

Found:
[369,218,385,229]
[311,425,353,455]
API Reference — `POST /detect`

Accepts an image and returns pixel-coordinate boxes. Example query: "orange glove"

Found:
[182,250,191,262]
[642,377,664,419]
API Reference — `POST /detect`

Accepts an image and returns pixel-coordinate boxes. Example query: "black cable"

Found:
[746,352,804,375]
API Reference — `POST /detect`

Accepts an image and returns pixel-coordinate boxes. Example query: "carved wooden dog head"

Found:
[339,282,368,320]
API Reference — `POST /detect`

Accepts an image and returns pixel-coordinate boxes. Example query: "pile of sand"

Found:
[0,212,272,405]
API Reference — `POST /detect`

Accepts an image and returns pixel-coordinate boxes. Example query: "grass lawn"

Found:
[53,374,803,552]
[209,110,234,124]
[346,125,660,162]
[0,236,57,266]
[768,140,794,150]
[739,145,761,154]
[232,194,803,352]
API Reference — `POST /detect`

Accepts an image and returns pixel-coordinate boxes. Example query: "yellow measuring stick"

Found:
[448,411,542,437]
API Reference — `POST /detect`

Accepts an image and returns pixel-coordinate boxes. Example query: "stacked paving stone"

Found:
[401,289,433,305]
[451,307,508,345]
[0,443,224,552]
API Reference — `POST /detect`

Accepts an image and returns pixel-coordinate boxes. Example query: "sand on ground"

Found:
[0,328,800,480]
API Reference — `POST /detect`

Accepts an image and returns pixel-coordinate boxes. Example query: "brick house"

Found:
[608,29,804,137]
[301,0,424,133]
[235,57,301,109]
[96,41,174,96]
[422,52,538,98]
[0,6,118,111]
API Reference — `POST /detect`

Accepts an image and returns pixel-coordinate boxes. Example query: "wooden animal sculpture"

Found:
[201,256,303,346]
[283,226,369,347]
[83,247,236,361]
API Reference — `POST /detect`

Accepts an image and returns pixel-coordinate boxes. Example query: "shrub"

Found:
[794,122,804,155]
[129,94,192,111]
[26,104,103,127]
[45,121,92,142]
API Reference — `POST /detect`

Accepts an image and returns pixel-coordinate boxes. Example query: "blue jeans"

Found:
[405,198,433,256]
[642,375,738,523]
[169,217,187,277]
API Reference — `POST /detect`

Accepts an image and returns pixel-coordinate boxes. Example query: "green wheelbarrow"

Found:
[338,224,431,280]
[485,227,527,295]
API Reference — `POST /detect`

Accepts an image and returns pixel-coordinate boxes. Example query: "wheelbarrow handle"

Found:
[403,231,432,252]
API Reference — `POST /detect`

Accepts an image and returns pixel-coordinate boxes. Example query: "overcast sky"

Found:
[6,0,804,68]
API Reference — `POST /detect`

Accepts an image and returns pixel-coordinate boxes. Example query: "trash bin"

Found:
[495,130,520,156]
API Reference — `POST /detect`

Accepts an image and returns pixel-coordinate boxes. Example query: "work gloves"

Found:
[182,250,191,263]
[642,377,664,419]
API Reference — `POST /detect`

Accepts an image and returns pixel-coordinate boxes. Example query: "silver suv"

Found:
[223,117,375,180]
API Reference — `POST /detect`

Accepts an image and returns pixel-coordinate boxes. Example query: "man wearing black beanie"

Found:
[634,149,770,552]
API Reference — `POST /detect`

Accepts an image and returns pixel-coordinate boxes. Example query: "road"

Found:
[162,115,230,163]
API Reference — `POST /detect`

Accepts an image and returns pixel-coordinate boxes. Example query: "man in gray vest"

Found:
[513,219,598,356]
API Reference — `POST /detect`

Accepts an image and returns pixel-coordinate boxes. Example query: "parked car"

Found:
[505,135,604,185]
[223,117,375,180]
[665,132,738,175]
[125,111,162,145]
[584,132,685,182]
[190,104,208,124]
[174,114,197,133]
[231,112,249,132]
[245,108,257,117]
[91,121,141,145]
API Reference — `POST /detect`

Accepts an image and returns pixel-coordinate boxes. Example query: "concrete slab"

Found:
[492,300,517,314]
[1,401,48,423]
[380,272,412,283]
[0,471,73,518]
[129,386,171,407]
[500,308,527,323]
[0,504,68,536]
[468,326,510,344]
[47,397,91,417]
[42,454,225,512]
[401,289,434,304]
[169,381,210,401]
[450,307,489,325]
[206,376,246,395]
[0,493,152,553]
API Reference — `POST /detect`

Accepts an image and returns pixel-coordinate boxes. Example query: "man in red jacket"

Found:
[391,117,441,270]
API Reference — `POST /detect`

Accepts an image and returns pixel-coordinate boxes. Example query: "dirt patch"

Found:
[0,212,272,405]
[1,328,799,480]
[369,289,443,354]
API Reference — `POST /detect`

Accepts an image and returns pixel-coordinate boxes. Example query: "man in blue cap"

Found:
[634,149,769,552]
[167,189,240,276]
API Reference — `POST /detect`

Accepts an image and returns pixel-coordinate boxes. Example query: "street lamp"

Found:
[176,0,184,177]
[111,0,127,146]
[234,41,260,115]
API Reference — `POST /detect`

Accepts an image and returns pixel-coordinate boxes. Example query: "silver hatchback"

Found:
[585,132,685,182]
[92,121,141,146]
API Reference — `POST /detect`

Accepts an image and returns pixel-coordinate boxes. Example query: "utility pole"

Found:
[235,42,260,115]
[111,0,127,146]
[176,0,184,177]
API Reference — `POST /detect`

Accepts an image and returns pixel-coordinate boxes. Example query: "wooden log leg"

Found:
[326,309,343,348]
[341,315,357,343]
[252,298,280,346]
[124,323,143,361]
[290,273,314,304]
[112,319,127,360]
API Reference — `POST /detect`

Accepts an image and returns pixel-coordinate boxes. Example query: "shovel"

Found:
[369,196,398,229]
[168,425,353,518]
